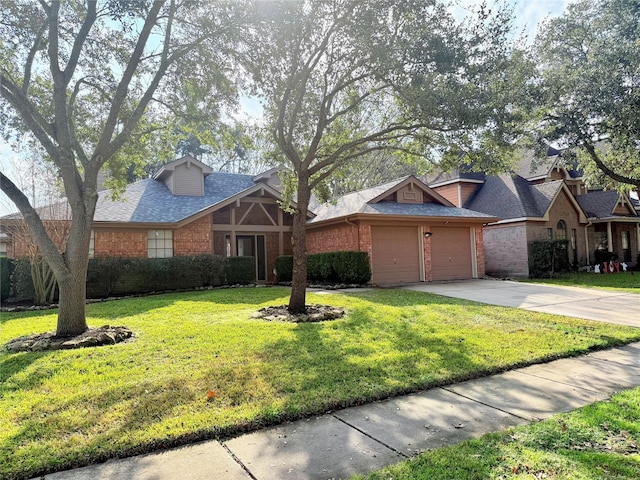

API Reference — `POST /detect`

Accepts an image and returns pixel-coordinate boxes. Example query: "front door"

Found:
[237,235,266,281]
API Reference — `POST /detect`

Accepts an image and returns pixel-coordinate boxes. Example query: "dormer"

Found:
[153,156,213,196]
[252,167,283,191]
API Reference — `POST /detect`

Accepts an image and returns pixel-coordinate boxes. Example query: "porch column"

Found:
[607,221,613,252]
[636,222,640,258]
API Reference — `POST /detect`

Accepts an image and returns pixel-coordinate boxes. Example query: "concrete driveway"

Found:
[403,279,640,327]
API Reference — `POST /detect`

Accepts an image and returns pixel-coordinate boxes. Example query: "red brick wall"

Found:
[483,223,529,277]
[307,223,360,253]
[95,229,147,257]
[6,220,70,258]
[474,226,485,277]
[213,231,228,256]
[423,231,432,282]
[174,215,212,255]
[266,232,279,281]
[358,224,372,258]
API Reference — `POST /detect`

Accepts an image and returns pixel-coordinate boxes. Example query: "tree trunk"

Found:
[288,178,311,314]
[56,268,88,337]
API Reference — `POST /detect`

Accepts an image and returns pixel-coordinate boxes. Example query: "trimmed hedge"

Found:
[528,239,570,278]
[0,257,15,302]
[86,255,229,298]
[274,256,293,282]
[11,258,35,302]
[224,256,255,285]
[275,251,371,284]
[6,254,256,303]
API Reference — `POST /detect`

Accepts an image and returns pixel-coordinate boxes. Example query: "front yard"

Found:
[2,287,640,479]
[527,271,640,294]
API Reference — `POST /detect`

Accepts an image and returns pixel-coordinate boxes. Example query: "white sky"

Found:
[0,0,575,216]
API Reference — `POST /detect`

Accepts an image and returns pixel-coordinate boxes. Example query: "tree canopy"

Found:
[242,0,528,311]
[533,0,640,190]
[0,0,242,335]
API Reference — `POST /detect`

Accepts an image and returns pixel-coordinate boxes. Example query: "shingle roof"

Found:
[575,190,638,219]
[465,174,563,219]
[309,176,495,224]
[94,172,257,223]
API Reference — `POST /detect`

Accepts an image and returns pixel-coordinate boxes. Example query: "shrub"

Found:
[275,255,293,282]
[307,252,336,282]
[11,258,35,302]
[594,249,617,264]
[224,256,255,284]
[0,257,15,302]
[86,255,228,297]
[529,239,570,278]
[86,257,129,297]
[275,251,371,285]
[332,251,371,284]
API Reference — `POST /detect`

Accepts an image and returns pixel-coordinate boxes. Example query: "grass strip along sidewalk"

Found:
[2,287,640,479]
[355,386,640,479]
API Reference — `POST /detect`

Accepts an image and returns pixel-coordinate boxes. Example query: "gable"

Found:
[613,197,636,216]
[370,177,454,207]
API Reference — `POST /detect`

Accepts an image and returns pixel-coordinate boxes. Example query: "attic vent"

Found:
[398,184,423,204]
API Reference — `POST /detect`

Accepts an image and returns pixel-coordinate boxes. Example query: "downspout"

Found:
[584,221,592,265]
[344,217,360,250]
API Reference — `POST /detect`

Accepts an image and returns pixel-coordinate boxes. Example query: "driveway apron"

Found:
[403,279,640,327]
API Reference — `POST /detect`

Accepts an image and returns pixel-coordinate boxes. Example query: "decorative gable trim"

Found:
[545,183,588,223]
[368,176,455,207]
[174,182,313,228]
[612,193,638,216]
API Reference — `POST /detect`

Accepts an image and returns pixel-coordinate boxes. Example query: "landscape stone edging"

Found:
[4,325,134,352]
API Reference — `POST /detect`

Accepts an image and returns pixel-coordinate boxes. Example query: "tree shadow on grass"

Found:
[85,287,291,320]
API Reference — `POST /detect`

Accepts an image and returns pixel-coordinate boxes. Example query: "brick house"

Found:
[2,159,497,285]
[307,176,496,284]
[2,157,300,283]
[426,148,640,277]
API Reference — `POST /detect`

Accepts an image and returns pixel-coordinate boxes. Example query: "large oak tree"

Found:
[0,0,241,336]
[243,0,529,312]
[533,0,640,190]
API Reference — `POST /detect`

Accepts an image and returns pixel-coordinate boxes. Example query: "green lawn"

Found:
[2,287,640,479]
[526,271,640,293]
[356,386,640,480]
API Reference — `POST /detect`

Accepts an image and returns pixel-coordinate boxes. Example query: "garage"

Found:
[430,227,473,280]
[371,226,421,284]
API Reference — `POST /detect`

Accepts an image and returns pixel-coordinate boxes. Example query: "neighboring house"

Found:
[426,149,640,277]
[0,233,9,257]
[2,156,299,283]
[307,176,496,284]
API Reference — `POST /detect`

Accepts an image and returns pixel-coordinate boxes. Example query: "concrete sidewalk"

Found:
[39,342,640,480]
[403,279,640,327]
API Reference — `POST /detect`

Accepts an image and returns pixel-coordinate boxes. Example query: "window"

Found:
[547,228,553,239]
[622,231,631,262]
[594,231,608,251]
[556,220,567,239]
[89,230,95,259]
[0,242,6,258]
[148,230,173,258]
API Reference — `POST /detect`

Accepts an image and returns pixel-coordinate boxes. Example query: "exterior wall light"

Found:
[424,232,433,238]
